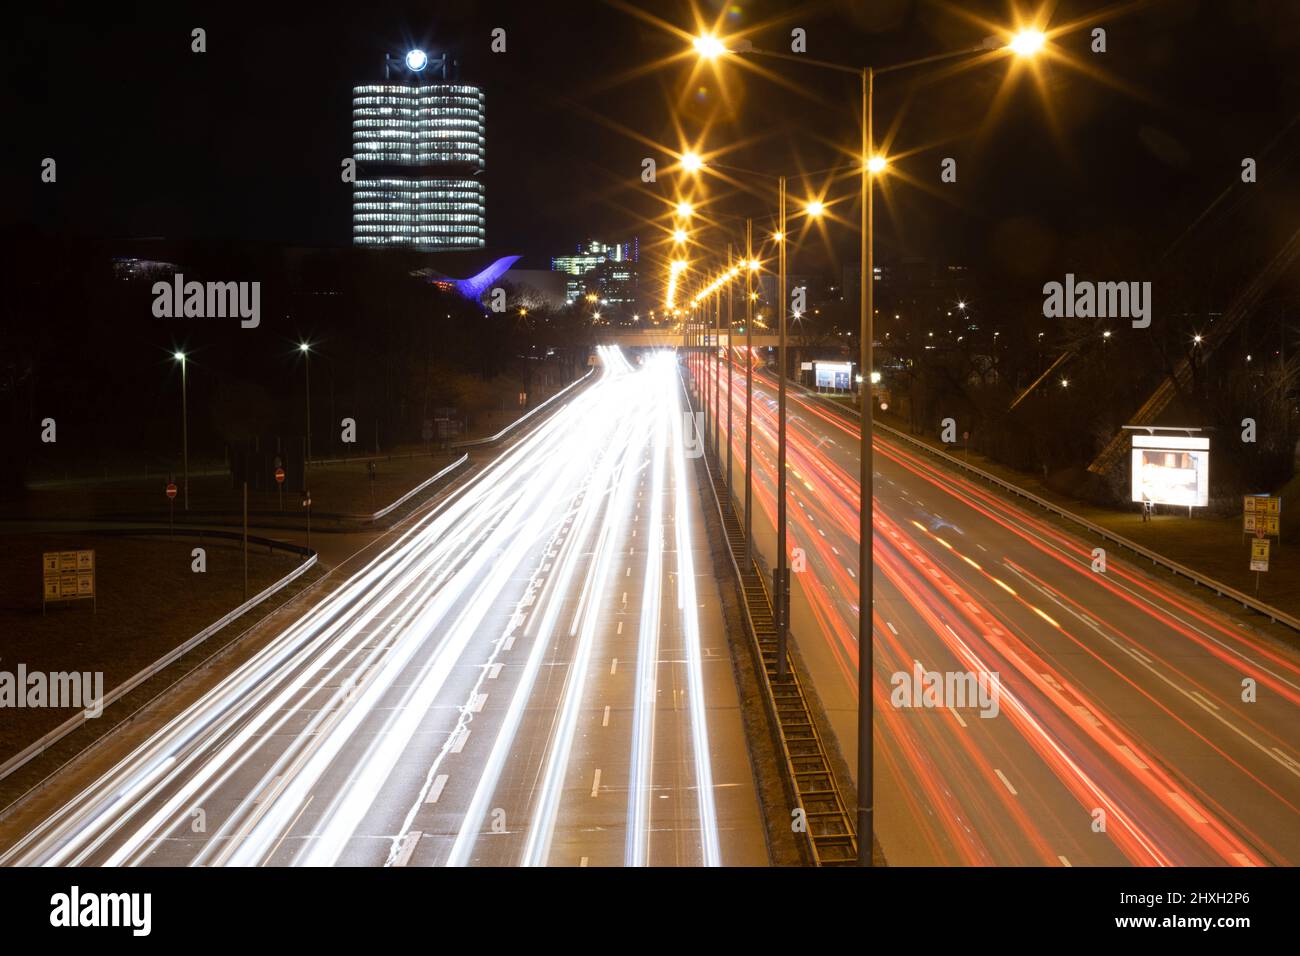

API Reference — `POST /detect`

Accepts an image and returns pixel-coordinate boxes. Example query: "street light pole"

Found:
[726,241,734,493]
[776,175,789,681]
[178,353,189,512]
[858,64,875,867]
[714,285,721,458]
[745,219,754,567]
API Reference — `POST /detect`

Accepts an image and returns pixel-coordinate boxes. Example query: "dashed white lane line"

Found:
[617,620,623,634]
[467,693,487,713]
[425,774,450,804]
[487,662,503,680]
[602,705,611,727]
[1057,855,1072,867]
[502,635,515,652]
[254,775,282,805]
[610,658,618,675]
[393,830,422,867]
[580,856,589,867]
[591,769,602,798]
[886,621,898,635]
[994,769,1018,795]
[450,727,470,754]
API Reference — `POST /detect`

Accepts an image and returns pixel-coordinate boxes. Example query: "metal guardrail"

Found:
[0,550,318,783]
[451,368,595,449]
[337,454,469,523]
[682,366,858,865]
[789,380,1300,634]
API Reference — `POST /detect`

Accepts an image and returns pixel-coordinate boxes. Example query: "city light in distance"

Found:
[298,342,311,353]
[173,351,186,362]
[806,201,825,218]
[681,152,703,173]
[673,228,688,243]
[405,49,428,72]
[867,156,887,174]
[676,201,694,219]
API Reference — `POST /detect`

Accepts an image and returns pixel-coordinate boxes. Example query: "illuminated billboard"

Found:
[1130,432,1209,507]
[815,361,852,391]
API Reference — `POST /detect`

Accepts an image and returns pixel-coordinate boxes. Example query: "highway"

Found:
[0,348,766,867]
[698,349,1300,866]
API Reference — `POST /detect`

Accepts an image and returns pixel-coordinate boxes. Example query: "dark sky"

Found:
[6,0,1300,284]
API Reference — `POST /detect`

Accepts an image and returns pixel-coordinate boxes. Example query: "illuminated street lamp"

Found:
[806,200,825,218]
[676,200,694,219]
[693,34,726,60]
[673,228,688,244]
[1009,29,1046,57]
[299,342,312,465]
[174,351,189,511]
[682,151,704,173]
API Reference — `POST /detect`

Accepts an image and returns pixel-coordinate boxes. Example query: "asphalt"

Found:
[701,353,1300,866]
[0,350,767,867]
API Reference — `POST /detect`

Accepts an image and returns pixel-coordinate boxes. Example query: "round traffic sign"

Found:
[166,482,177,500]
[275,467,285,484]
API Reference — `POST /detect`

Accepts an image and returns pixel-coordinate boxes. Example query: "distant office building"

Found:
[351,49,486,250]
[551,239,639,311]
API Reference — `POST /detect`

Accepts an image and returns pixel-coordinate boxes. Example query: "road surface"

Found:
[1,348,766,867]
[697,349,1300,866]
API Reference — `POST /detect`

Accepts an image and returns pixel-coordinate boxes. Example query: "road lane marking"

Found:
[591,769,602,797]
[502,635,515,651]
[450,727,470,753]
[994,769,1018,795]
[467,693,488,713]
[1169,791,1207,825]
[1058,855,1071,867]
[487,662,503,679]
[393,831,422,867]
[886,621,898,635]
[603,705,611,727]
[425,774,450,804]
[611,658,618,674]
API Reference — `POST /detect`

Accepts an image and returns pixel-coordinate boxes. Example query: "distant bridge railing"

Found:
[594,330,779,348]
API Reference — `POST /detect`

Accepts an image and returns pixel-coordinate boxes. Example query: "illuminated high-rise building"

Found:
[351,49,486,250]
[551,239,639,307]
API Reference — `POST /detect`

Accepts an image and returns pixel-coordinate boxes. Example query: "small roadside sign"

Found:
[1243,495,1281,541]
[165,482,178,500]
[275,467,285,484]
[1250,537,1270,572]
[43,549,95,613]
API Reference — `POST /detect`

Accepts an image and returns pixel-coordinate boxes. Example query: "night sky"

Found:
[6,0,1300,280]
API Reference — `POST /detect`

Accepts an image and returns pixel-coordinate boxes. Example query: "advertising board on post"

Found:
[42,549,96,613]
[1127,426,1210,509]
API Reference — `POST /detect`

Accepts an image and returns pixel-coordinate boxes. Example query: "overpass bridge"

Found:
[593,330,779,348]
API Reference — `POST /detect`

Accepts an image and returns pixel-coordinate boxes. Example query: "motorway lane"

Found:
[697,350,1300,866]
[0,349,766,868]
